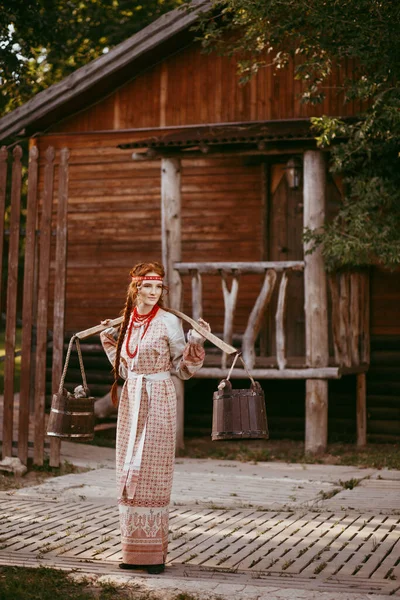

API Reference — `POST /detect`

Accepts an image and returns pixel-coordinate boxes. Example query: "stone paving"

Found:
[0,442,399,599]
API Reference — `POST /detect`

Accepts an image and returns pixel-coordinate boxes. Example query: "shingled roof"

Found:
[0,0,211,142]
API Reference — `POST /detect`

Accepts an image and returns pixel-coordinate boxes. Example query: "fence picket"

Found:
[33,146,55,465]
[50,147,69,467]
[18,145,39,464]
[0,147,8,316]
[2,146,22,458]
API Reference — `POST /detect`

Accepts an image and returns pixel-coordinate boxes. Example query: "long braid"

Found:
[111,291,133,406]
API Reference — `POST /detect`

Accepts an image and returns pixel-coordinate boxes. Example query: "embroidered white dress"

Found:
[100,308,205,565]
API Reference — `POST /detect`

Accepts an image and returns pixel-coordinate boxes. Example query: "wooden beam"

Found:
[328,273,341,365]
[130,141,322,161]
[339,272,351,367]
[34,146,55,465]
[2,146,22,459]
[356,373,367,447]
[305,380,328,453]
[0,147,8,316]
[242,269,277,369]
[50,147,69,467]
[360,271,370,364]
[275,271,289,370]
[161,157,184,451]
[195,367,340,379]
[18,145,39,465]
[303,150,329,454]
[350,272,361,365]
[221,272,239,369]
[190,269,202,322]
[175,261,304,274]
[161,158,182,309]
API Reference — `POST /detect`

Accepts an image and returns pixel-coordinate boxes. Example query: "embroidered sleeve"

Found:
[100,326,128,379]
[166,315,205,380]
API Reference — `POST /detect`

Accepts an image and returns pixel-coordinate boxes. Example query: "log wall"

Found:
[36,133,266,333]
[35,132,400,340]
[51,43,365,134]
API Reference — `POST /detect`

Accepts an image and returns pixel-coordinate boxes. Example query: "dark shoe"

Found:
[147,564,165,575]
[119,563,143,570]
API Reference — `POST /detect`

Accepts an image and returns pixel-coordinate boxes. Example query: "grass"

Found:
[0,566,204,600]
[0,566,128,600]
[0,458,89,492]
[177,437,400,470]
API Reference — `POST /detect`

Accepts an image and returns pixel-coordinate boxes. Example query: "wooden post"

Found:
[190,269,202,322]
[0,147,8,316]
[275,271,289,370]
[221,271,239,369]
[242,269,277,369]
[34,147,55,465]
[50,148,69,467]
[303,150,329,454]
[328,273,342,365]
[2,146,22,458]
[356,373,367,447]
[350,272,361,366]
[360,270,370,364]
[161,158,184,450]
[18,145,39,465]
[339,272,351,367]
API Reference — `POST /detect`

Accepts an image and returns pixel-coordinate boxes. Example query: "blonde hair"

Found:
[111,262,166,406]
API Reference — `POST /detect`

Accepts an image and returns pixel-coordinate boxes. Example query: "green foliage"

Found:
[194,0,400,269]
[0,0,183,116]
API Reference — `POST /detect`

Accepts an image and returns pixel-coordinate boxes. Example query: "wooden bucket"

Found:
[47,336,95,441]
[47,389,95,441]
[212,379,269,441]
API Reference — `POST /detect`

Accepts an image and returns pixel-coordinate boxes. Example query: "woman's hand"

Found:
[197,318,211,334]
[188,318,211,344]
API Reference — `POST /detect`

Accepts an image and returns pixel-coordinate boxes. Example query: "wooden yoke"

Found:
[74,310,237,355]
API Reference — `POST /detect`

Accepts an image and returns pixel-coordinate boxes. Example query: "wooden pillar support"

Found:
[19,145,39,465]
[303,150,329,454]
[50,147,70,467]
[3,147,22,459]
[356,373,367,447]
[34,146,55,465]
[161,158,184,451]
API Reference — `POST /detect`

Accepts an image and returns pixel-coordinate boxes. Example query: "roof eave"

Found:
[0,0,211,142]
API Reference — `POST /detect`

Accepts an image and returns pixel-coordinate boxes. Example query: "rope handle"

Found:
[58,335,89,396]
[226,352,256,387]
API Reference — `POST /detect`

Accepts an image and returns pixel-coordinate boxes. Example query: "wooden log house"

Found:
[1,0,399,465]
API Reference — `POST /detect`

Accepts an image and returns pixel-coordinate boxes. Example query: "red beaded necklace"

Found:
[125,304,160,359]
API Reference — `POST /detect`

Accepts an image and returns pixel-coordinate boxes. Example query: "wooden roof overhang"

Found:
[0,1,211,142]
[118,119,342,159]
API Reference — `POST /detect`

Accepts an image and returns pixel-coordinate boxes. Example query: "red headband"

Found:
[132,275,164,283]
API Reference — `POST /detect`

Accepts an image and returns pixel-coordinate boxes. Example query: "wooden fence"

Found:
[0,144,69,467]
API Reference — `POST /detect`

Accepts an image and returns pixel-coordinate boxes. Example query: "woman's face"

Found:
[136,271,163,311]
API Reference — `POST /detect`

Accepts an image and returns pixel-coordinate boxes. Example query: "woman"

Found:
[100,261,210,574]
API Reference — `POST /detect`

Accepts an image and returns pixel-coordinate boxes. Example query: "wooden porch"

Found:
[157,150,370,454]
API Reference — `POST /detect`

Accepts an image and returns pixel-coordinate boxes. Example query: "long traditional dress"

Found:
[100,307,205,565]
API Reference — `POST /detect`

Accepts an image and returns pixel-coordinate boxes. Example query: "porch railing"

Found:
[174,261,370,379]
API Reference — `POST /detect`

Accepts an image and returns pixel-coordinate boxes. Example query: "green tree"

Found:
[195,0,400,270]
[0,0,182,115]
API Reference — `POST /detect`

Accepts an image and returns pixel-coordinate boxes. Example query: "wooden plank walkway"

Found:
[0,495,399,595]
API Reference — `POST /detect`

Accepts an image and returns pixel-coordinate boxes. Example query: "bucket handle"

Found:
[58,335,89,396]
[226,352,256,387]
